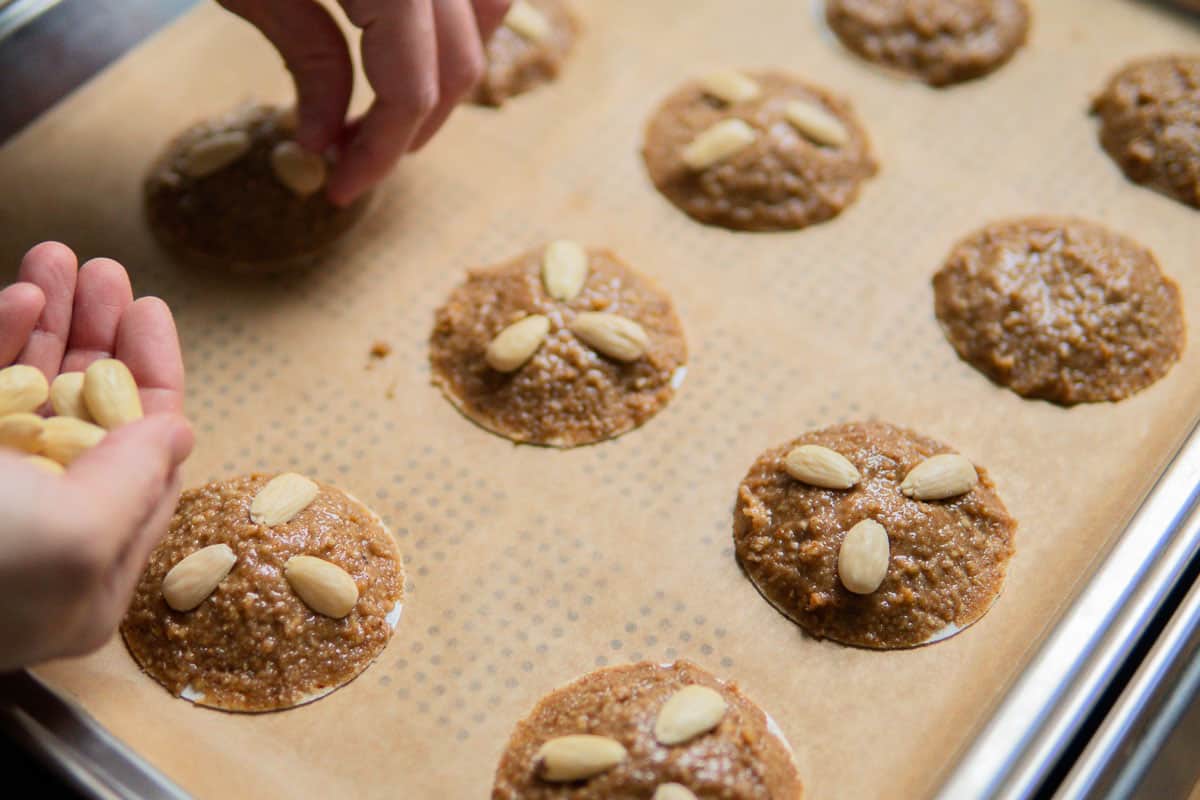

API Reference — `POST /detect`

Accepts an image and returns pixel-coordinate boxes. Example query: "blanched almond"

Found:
[486,315,551,372]
[180,130,251,178]
[569,313,648,362]
[900,454,978,501]
[162,544,237,611]
[654,785,699,800]
[50,372,93,421]
[42,417,105,465]
[784,444,860,489]
[534,735,627,782]
[0,413,45,453]
[504,0,551,42]
[542,240,589,301]
[699,69,761,104]
[0,365,48,416]
[783,100,849,147]
[250,473,320,526]
[270,141,326,196]
[654,685,728,745]
[26,455,65,475]
[838,519,889,594]
[83,359,143,430]
[681,119,757,170]
[285,555,359,618]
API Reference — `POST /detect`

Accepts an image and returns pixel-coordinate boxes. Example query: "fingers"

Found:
[114,297,186,415]
[0,283,45,366]
[408,0,488,153]
[328,0,438,205]
[15,241,77,376]
[67,415,193,562]
[218,0,353,154]
[60,258,133,374]
[105,468,183,626]
[471,0,512,42]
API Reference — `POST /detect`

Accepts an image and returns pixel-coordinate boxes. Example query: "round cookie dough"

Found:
[933,217,1185,405]
[492,660,803,799]
[642,70,877,231]
[734,421,1015,649]
[144,104,370,274]
[121,473,404,712]
[824,0,1031,87]
[1091,55,1200,209]
[429,243,687,447]
[473,0,579,106]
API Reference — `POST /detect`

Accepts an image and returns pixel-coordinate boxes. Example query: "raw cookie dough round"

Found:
[824,0,1031,87]
[429,243,687,447]
[120,473,404,712]
[473,0,579,106]
[492,660,803,799]
[734,421,1015,649]
[933,217,1185,405]
[1091,54,1200,209]
[144,104,370,274]
[642,70,877,231]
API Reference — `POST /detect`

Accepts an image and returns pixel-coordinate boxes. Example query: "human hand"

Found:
[0,242,193,670]
[219,0,513,205]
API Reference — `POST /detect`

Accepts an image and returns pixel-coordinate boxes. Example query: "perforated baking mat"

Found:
[1,0,1198,797]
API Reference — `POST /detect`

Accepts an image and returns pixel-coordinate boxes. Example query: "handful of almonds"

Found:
[0,359,143,472]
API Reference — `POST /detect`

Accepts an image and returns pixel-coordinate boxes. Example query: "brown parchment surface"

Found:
[1,1,1199,797]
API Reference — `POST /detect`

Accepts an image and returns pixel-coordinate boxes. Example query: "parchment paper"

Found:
[1,1,1199,797]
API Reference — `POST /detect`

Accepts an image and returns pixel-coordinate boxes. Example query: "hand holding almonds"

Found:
[0,361,145,469]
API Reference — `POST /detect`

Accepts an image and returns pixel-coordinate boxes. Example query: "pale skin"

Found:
[0,243,193,671]
[218,0,513,205]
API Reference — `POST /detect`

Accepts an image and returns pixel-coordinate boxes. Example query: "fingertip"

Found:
[1,281,46,313]
[21,241,78,273]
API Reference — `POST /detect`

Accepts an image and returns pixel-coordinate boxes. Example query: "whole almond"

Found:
[569,313,649,362]
[162,543,238,611]
[83,359,143,430]
[838,519,890,594]
[270,141,327,196]
[50,372,93,422]
[900,454,978,501]
[285,555,359,618]
[26,455,65,475]
[655,785,699,800]
[681,118,757,170]
[486,315,551,372]
[42,417,106,466]
[534,735,627,782]
[0,365,48,416]
[699,69,761,104]
[250,473,320,526]
[0,413,45,453]
[784,444,860,489]
[654,685,728,745]
[542,240,589,301]
[504,0,551,42]
[783,100,849,147]
[180,130,251,178]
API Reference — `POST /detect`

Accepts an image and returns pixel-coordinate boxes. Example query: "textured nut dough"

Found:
[473,0,579,107]
[1092,54,1200,209]
[933,217,1185,405]
[144,104,369,274]
[121,474,404,712]
[642,71,877,231]
[492,661,803,799]
[429,247,686,447]
[825,0,1030,87]
[734,421,1015,649]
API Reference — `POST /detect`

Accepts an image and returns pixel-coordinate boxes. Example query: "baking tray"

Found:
[1,1,1199,797]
